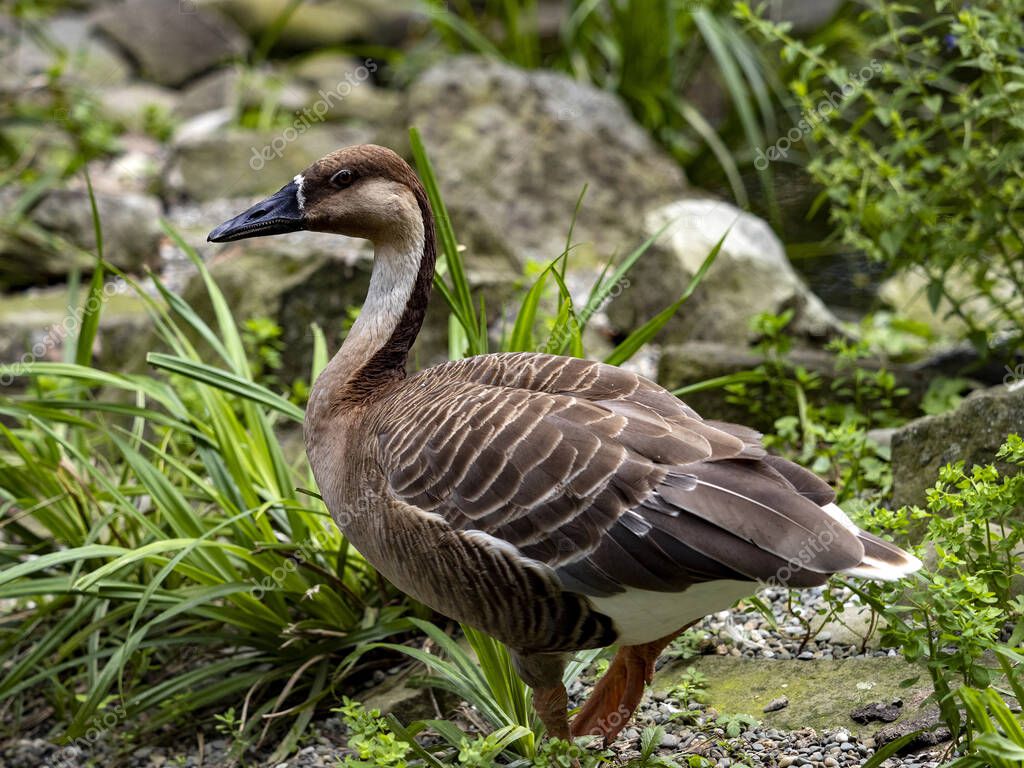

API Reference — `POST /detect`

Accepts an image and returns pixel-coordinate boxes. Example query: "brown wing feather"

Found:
[374,352,863,597]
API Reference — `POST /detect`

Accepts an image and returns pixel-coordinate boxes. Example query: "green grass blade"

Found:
[146,353,304,422]
[73,170,105,367]
[604,226,727,366]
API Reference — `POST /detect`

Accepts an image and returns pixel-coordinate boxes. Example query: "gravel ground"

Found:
[0,587,949,768]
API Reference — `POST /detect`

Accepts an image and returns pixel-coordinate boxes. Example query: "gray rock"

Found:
[880,266,1022,342]
[0,285,151,380]
[891,384,1024,507]
[873,708,951,752]
[764,696,790,713]
[0,188,163,289]
[177,67,242,119]
[406,56,686,268]
[815,605,887,651]
[610,198,839,345]
[1,13,130,91]
[849,701,902,724]
[205,0,418,51]
[763,0,844,34]
[97,82,179,133]
[168,123,374,201]
[94,0,248,87]
[290,52,400,125]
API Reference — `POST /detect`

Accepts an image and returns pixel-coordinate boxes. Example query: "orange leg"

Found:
[571,623,696,743]
[533,683,570,741]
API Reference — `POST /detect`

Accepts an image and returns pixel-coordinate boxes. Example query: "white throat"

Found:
[345,223,425,354]
[306,210,426,424]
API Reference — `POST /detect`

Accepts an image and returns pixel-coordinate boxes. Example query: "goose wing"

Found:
[375,352,863,597]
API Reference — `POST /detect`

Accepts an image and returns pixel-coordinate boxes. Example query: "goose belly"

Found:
[588,580,755,646]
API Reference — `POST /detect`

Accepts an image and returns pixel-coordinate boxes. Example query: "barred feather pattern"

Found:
[314,352,874,654]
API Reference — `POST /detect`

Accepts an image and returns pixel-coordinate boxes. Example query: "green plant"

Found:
[332,696,605,767]
[356,617,604,759]
[213,706,252,759]
[336,697,415,768]
[663,629,707,661]
[945,671,1024,768]
[0,196,409,759]
[717,311,907,505]
[740,0,1024,356]
[140,103,177,143]
[853,435,1024,753]
[668,667,709,706]
[624,726,683,768]
[921,376,974,417]
[715,712,758,738]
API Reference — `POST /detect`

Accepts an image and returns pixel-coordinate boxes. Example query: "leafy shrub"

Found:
[740,0,1024,356]
[854,435,1024,752]
[717,310,907,505]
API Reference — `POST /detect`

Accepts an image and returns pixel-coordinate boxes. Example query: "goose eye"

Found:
[331,169,356,188]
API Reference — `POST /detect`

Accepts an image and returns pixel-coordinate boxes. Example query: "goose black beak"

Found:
[207,181,305,243]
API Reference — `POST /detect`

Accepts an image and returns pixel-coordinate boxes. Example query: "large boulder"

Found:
[406,57,837,347]
[289,52,400,126]
[612,199,839,344]
[406,56,687,268]
[879,265,1021,340]
[94,0,249,87]
[0,188,163,290]
[891,383,1024,507]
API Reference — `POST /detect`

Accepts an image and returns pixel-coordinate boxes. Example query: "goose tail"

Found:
[818,502,922,581]
[844,529,923,581]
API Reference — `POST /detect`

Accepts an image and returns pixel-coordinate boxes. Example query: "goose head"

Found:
[207,144,428,244]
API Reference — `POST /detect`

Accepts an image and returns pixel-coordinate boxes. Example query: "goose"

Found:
[208,144,922,743]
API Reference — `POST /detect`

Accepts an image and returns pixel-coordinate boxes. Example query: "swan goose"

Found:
[208,144,921,742]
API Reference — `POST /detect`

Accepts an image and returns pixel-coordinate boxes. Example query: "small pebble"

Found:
[763,696,789,713]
